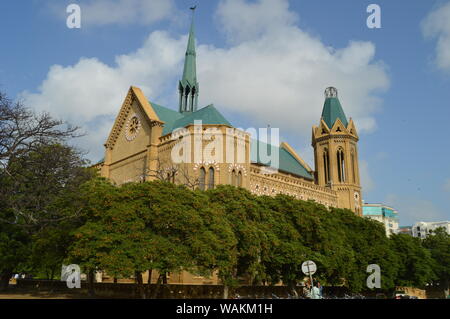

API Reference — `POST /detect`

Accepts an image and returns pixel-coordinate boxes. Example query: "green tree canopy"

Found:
[423,227,450,292]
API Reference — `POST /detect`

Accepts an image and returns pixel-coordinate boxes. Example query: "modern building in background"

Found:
[362,203,399,237]
[411,221,450,239]
[397,226,413,236]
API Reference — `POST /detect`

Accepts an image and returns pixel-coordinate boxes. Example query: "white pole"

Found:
[307,262,314,296]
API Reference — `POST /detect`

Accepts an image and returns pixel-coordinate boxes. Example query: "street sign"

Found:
[302,260,317,276]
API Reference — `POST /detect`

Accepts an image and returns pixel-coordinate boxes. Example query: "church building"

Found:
[98,11,362,220]
[96,11,363,218]
[95,10,363,285]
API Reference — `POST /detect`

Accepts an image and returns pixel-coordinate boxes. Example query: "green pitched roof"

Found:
[250,140,313,180]
[151,101,312,179]
[150,102,184,135]
[172,104,231,129]
[150,102,231,135]
[321,97,348,129]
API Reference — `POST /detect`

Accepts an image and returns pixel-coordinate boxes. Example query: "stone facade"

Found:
[97,85,361,215]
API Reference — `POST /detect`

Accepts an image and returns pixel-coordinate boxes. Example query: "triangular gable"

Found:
[312,118,332,140]
[331,118,349,134]
[105,86,163,148]
[346,118,359,139]
[319,118,331,134]
[132,86,161,121]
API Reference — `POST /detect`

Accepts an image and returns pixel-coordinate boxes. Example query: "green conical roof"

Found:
[180,13,198,88]
[321,97,348,128]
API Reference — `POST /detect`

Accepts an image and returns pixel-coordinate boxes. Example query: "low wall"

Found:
[15,279,302,299]
[16,280,443,299]
[425,287,447,299]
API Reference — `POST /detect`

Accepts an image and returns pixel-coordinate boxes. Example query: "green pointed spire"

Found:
[179,7,199,113]
[182,13,197,86]
[321,87,348,128]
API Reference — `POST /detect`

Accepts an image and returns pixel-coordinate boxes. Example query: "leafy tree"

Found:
[257,195,316,292]
[0,143,94,289]
[332,208,400,291]
[69,180,237,298]
[389,233,435,287]
[0,216,30,290]
[0,91,93,289]
[423,227,450,294]
[30,224,75,280]
[205,186,265,297]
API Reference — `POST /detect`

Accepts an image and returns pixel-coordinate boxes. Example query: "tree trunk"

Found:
[88,269,95,297]
[444,278,449,298]
[289,284,299,299]
[113,277,117,284]
[151,274,163,299]
[0,271,12,291]
[135,271,146,299]
[162,273,167,284]
[147,269,152,284]
[223,285,229,299]
[146,269,152,297]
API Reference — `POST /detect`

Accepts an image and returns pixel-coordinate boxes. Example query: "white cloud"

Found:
[385,194,446,226]
[200,0,388,137]
[359,160,375,193]
[23,0,389,162]
[422,1,450,72]
[49,0,176,26]
[21,31,187,161]
[444,178,450,192]
[215,0,298,44]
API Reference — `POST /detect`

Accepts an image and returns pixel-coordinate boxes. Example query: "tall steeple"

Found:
[179,6,199,114]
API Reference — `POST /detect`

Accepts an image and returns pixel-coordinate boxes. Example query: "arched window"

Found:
[231,169,236,186]
[199,167,206,190]
[337,148,346,183]
[237,171,242,187]
[208,167,215,190]
[323,148,330,184]
[184,86,191,112]
[351,150,356,183]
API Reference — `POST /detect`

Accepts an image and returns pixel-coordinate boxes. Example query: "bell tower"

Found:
[312,87,362,215]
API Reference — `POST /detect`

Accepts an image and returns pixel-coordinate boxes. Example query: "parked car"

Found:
[393,290,407,299]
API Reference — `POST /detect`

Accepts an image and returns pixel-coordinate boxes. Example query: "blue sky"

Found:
[1,0,450,226]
